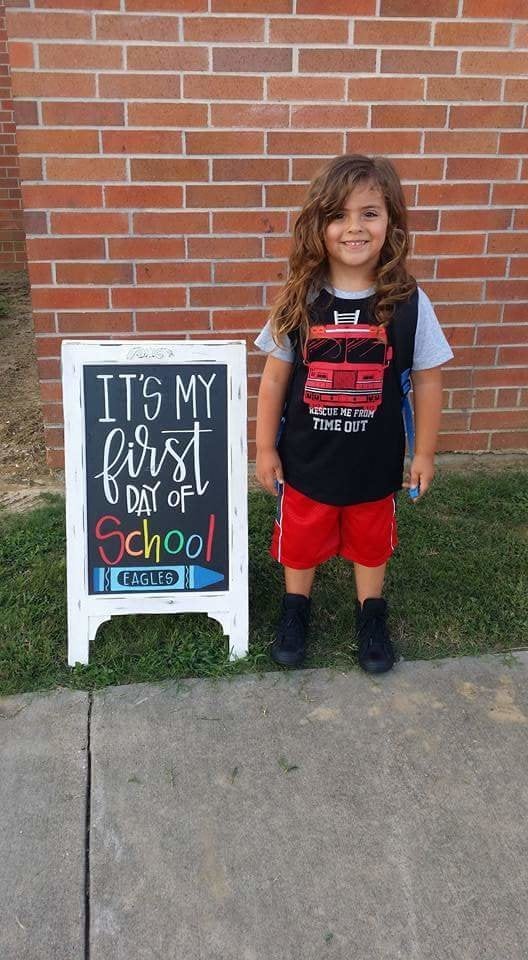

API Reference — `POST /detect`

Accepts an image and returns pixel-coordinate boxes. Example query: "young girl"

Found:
[254,154,453,674]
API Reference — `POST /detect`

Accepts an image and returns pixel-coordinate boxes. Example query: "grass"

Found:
[0,469,527,697]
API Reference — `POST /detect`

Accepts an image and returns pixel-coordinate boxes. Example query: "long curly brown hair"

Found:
[269,154,416,351]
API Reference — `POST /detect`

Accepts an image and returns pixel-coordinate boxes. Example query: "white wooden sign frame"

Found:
[62,339,248,666]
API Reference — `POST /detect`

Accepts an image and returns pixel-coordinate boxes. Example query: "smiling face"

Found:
[323,180,389,291]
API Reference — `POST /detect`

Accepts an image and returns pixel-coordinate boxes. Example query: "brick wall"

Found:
[0,6,26,270]
[5,0,528,469]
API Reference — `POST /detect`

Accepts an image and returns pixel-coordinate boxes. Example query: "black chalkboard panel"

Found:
[83,363,229,595]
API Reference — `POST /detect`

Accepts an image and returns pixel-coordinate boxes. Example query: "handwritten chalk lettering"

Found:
[94,514,215,566]
[97,375,116,423]
[95,422,211,504]
[174,373,216,420]
[126,481,161,518]
[96,373,163,424]
[167,484,195,514]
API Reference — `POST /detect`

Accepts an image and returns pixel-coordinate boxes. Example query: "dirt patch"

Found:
[0,270,58,509]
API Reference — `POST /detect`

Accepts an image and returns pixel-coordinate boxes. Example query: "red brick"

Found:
[500,132,528,154]
[421,281,484,301]
[6,11,91,38]
[125,0,207,9]
[98,74,181,99]
[32,287,109,309]
[297,0,374,11]
[190,285,262,307]
[18,157,42,180]
[504,303,528,322]
[13,101,38,125]
[186,184,262,207]
[299,48,376,73]
[43,102,125,126]
[23,185,103,208]
[427,77,502,101]
[492,183,528,205]
[269,131,344,155]
[441,209,511,232]
[488,233,528,254]
[6,41,34,67]
[213,211,288,233]
[498,347,528,365]
[513,24,528,47]
[213,47,292,72]
[58,312,133,333]
[135,311,210,333]
[47,158,126,181]
[450,105,523,129]
[127,46,207,71]
[41,403,64,425]
[16,129,99,154]
[414,234,485,256]
[408,209,440,232]
[437,432,489,452]
[11,71,95,98]
[447,158,519,181]
[28,262,52,285]
[56,262,133,284]
[290,104,367,129]
[112,287,186,308]
[435,21,511,46]
[39,42,122,69]
[27,237,105,259]
[211,104,289,128]
[441,326,475,347]
[348,76,424,100]
[426,131,499,154]
[189,237,263,260]
[211,0,292,10]
[133,212,209,233]
[266,183,314,207]
[477,325,528,345]
[346,130,422,153]
[183,75,264,100]
[418,183,490,206]
[382,0,457,10]
[373,105,447,128]
[95,14,180,41]
[487,280,528,301]
[473,389,496,408]
[381,49,456,74]
[472,410,528,431]
[184,16,264,41]
[491,431,528,450]
[267,76,345,101]
[108,238,185,258]
[35,0,119,7]
[131,158,208,181]
[461,51,528,75]
[136,262,211,283]
[32,311,55,334]
[102,131,183,154]
[212,309,268,331]
[437,257,506,279]
[264,236,292,258]
[474,367,528,387]
[463,0,527,16]
[509,257,528,278]
[356,18,431,44]
[215,261,286,283]
[270,17,348,43]
[104,186,183,209]
[51,212,128,235]
[128,103,207,127]
[213,158,288,181]
[504,79,528,102]
[186,131,264,155]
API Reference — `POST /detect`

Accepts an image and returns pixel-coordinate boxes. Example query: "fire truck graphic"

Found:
[303,324,393,411]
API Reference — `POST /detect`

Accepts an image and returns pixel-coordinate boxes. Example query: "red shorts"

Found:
[270,482,398,569]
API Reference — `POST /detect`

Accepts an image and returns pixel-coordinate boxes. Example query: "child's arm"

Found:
[255,354,292,495]
[406,365,444,500]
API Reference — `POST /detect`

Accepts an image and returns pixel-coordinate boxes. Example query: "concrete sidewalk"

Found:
[2,652,528,960]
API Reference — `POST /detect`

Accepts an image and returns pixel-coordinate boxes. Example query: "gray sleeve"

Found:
[412,288,454,371]
[254,319,295,364]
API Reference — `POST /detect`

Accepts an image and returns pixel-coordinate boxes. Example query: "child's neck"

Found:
[327,268,375,293]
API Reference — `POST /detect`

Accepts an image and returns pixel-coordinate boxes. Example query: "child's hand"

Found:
[256,447,284,496]
[403,454,435,502]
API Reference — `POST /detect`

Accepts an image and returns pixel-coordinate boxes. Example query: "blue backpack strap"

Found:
[400,367,415,459]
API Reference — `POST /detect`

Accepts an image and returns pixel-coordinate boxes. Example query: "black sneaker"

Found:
[270,593,311,667]
[355,597,396,674]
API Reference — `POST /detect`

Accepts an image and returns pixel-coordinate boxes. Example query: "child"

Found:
[254,154,453,674]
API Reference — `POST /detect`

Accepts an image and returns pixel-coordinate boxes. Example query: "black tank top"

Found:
[277,287,418,506]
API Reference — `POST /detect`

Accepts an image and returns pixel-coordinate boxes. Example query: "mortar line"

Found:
[84,692,93,960]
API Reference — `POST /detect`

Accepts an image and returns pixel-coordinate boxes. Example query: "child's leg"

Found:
[284,565,316,598]
[353,561,386,605]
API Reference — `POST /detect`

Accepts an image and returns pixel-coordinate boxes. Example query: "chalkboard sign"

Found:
[62,341,248,666]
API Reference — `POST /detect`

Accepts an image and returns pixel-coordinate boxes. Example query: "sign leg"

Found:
[68,613,110,667]
[209,608,248,660]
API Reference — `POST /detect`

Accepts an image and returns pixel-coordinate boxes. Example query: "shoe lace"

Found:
[358,613,391,656]
[280,609,306,651]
